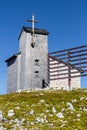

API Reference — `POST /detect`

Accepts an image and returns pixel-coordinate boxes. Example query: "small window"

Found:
[35,59,39,66]
[35,71,39,73]
[35,71,39,78]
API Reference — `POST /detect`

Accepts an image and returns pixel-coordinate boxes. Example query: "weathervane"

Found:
[27,14,39,47]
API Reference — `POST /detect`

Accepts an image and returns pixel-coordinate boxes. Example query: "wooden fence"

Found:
[48,45,87,88]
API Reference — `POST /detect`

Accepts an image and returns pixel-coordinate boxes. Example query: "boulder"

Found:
[56,112,64,118]
[0,111,3,121]
[8,110,14,117]
[52,106,56,113]
[67,102,75,111]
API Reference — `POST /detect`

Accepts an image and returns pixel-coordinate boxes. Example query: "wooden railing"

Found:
[48,45,87,85]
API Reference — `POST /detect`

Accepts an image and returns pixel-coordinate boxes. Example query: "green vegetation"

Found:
[0,89,87,130]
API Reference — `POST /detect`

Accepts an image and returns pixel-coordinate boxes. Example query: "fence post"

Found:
[68,50,71,90]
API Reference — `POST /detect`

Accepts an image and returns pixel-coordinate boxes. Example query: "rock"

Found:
[8,110,14,117]
[46,110,49,113]
[35,117,40,123]
[45,104,49,107]
[70,111,74,114]
[40,118,45,123]
[21,118,25,123]
[39,93,44,96]
[30,122,34,125]
[35,127,39,130]
[0,111,3,121]
[56,112,64,118]
[29,128,34,130]
[49,123,54,126]
[77,114,81,117]
[71,99,77,103]
[52,106,56,113]
[49,114,53,117]
[39,100,45,103]
[66,102,75,111]
[35,115,47,124]
[83,107,87,111]
[14,118,19,123]
[61,108,65,112]
[15,106,20,109]
[83,90,87,92]
[80,97,85,101]
[0,126,3,130]
[60,124,66,128]
[76,119,80,121]
[29,109,34,115]
[43,115,47,120]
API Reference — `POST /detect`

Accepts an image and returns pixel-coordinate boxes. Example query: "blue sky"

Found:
[0,0,87,94]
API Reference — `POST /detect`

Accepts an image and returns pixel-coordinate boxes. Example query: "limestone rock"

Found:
[56,112,64,118]
[0,111,3,121]
[8,110,14,117]
[52,106,56,113]
[35,117,40,123]
[39,100,45,103]
[80,97,85,101]
[29,109,34,115]
[77,114,81,117]
[66,102,75,111]
[71,99,77,103]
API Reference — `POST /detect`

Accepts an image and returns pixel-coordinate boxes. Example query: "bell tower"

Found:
[19,15,49,90]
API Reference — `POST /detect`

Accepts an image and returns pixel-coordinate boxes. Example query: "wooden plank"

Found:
[70,49,87,54]
[70,57,87,62]
[72,61,87,66]
[49,45,87,54]
[70,53,87,58]
[49,73,68,77]
[53,53,67,57]
[50,76,69,80]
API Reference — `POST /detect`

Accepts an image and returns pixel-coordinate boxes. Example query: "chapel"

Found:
[5,15,80,93]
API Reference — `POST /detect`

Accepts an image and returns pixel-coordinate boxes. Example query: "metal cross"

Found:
[28,15,39,47]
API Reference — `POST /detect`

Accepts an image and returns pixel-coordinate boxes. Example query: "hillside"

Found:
[0,89,87,130]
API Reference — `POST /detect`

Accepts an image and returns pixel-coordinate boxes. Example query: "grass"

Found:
[0,89,87,130]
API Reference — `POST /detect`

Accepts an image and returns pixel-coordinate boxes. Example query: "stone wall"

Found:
[49,57,80,90]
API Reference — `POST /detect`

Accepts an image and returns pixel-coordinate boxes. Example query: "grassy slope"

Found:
[0,89,87,130]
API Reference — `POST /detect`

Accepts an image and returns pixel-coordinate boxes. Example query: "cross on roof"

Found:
[27,15,39,47]
[27,15,39,34]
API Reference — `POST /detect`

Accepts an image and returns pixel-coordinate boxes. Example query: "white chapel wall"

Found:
[49,58,80,90]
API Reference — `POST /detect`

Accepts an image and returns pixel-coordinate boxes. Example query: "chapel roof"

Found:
[5,52,21,63]
[18,26,49,40]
